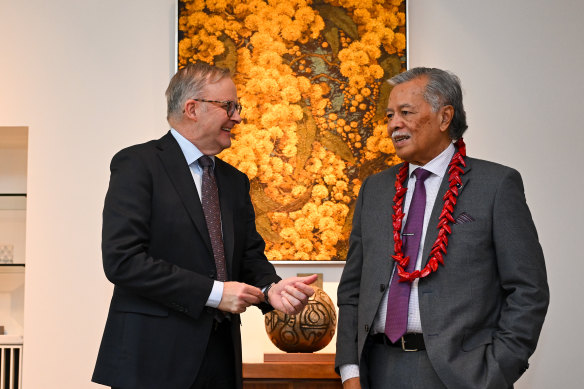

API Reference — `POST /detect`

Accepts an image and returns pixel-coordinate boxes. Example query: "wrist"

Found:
[263,282,276,304]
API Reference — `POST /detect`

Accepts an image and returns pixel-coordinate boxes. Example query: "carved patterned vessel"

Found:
[264,286,337,353]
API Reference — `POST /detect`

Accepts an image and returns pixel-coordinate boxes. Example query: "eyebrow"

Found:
[387,103,414,112]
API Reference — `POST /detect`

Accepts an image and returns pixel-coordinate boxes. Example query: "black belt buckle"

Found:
[400,335,418,352]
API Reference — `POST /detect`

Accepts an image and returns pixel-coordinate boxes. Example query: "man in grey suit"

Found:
[335,67,549,389]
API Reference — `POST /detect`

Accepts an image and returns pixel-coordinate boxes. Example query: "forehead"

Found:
[387,76,428,109]
[202,76,237,98]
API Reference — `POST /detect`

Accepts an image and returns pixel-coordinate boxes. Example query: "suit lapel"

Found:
[156,133,214,257]
[421,157,472,267]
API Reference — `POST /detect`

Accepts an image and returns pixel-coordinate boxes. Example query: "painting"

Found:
[177,0,406,261]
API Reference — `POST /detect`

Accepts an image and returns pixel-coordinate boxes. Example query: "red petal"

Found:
[421,266,431,277]
[439,208,450,219]
[438,233,449,246]
[437,218,449,228]
[439,242,447,253]
[429,258,438,271]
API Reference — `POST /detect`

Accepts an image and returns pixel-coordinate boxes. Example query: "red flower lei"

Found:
[391,138,467,282]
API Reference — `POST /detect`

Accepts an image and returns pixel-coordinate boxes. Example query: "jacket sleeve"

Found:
[489,168,549,384]
[335,177,368,372]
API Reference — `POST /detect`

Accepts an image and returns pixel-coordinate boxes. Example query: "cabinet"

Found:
[0,127,27,389]
[0,194,26,336]
[0,264,25,336]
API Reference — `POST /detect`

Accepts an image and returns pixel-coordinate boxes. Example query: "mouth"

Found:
[391,132,411,144]
[221,127,232,132]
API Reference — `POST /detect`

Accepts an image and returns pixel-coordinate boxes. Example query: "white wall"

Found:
[0,1,176,387]
[0,0,581,387]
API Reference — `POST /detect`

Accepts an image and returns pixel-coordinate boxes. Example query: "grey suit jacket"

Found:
[336,157,549,389]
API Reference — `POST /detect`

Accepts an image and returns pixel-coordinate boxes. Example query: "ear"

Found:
[439,105,454,133]
[183,99,198,121]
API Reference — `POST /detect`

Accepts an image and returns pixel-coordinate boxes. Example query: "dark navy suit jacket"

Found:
[93,132,279,389]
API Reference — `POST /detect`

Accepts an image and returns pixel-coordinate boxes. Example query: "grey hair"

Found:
[165,62,232,121]
[388,67,468,140]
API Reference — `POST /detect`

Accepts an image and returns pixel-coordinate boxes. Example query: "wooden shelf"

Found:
[243,353,341,389]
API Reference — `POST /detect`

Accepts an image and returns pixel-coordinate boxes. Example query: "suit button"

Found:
[365,324,369,332]
[380,284,386,292]
[209,272,216,278]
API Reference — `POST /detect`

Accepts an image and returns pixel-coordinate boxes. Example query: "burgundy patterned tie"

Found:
[199,156,227,282]
[385,168,431,343]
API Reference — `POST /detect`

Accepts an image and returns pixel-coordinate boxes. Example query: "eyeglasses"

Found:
[191,98,242,117]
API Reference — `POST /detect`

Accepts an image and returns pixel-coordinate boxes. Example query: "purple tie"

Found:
[199,156,227,282]
[385,168,431,343]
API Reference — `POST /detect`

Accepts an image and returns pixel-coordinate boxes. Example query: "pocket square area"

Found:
[455,212,475,224]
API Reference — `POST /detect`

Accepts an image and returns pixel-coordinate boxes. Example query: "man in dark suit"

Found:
[335,67,549,388]
[92,62,317,389]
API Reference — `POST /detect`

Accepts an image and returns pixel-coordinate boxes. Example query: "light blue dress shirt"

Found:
[170,128,224,308]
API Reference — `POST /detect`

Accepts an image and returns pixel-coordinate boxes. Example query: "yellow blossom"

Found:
[292,185,307,197]
[312,184,329,199]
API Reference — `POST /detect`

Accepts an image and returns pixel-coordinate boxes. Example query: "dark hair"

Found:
[165,62,231,120]
[389,67,468,139]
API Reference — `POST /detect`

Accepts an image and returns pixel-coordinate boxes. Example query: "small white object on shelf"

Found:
[0,243,14,263]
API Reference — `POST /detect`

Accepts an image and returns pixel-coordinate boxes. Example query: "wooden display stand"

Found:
[243,353,342,389]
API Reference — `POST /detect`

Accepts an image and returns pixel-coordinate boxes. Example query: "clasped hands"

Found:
[217,274,318,315]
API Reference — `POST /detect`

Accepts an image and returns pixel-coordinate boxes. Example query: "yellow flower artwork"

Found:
[178,0,406,261]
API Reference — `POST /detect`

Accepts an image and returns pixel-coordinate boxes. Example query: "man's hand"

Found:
[267,274,318,314]
[343,377,361,389]
[218,281,263,314]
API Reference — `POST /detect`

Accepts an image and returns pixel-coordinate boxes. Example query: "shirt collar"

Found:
[170,128,214,167]
[408,143,456,179]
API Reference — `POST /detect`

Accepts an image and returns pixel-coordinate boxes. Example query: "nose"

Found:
[230,109,242,124]
[387,114,401,134]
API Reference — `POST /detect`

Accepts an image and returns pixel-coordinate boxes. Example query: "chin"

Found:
[394,150,409,162]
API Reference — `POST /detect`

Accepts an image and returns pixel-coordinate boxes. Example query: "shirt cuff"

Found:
[339,363,360,383]
[205,280,224,308]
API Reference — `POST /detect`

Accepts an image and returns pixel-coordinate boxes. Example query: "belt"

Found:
[371,333,425,351]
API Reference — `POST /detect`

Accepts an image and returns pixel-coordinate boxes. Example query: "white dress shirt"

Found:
[340,143,456,383]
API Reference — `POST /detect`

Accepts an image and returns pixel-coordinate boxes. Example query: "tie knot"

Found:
[413,168,431,182]
[198,155,214,169]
